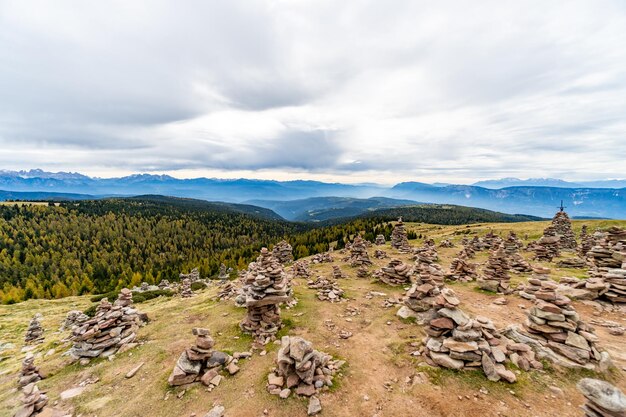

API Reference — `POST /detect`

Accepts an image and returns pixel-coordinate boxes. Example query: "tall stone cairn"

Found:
[240,248,292,344]
[18,353,43,388]
[180,278,193,298]
[503,232,532,273]
[14,382,48,417]
[477,245,512,293]
[349,235,372,267]
[70,289,141,359]
[272,240,294,264]
[332,265,345,279]
[24,314,44,345]
[534,226,560,261]
[375,234,386,245]
[447,249,478,282]
[375,259,413,286]
[291,260,312,279]
[391,217,412,253]
[577,378,626,417]
[587,227,626,303]
[552,210,577,251]
[579,225,595,258]
[482,230,502,250]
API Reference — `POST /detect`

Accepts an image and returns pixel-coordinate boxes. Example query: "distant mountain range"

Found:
[0,170,624,219]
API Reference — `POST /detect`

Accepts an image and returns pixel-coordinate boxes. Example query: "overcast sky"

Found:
[1,0,625,184]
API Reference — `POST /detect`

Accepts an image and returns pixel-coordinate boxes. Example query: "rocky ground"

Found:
[1,219,625,417]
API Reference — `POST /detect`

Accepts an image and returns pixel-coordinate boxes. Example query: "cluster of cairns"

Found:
[267,336,344,415]
[375,259,413,286]
[18,353,43,388]
[240,248,292,345]
[552,210,577,251]
[24,314,44,345]
[168,328,243,389]
[477,245,512,294]
[586,227,626,303]
[14,382,48,417]
[308,276,344,302]
[503,232,532,273]
[332,265,345,279]
[390,218,412,253]
[349,235,372,267]
[272,240,294,264]
[375,234,386,245]
[291,260,312,279]
[70,289,143,361]
[311,252,334,264]
[534,225,561,261]
[439,239,454,248]
[180,278,193,298]
[577,378,626,417]
[447,249,478,282]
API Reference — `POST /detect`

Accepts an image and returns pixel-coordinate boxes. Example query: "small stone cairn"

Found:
[399,263,445,324]
[483,230,502,250]
[552,210,577,251]
[577,378,626,417]
[375,234,386,245]
[272,240,294,264]
[180,278,193,298]
[477,245,512,294]
[375,259,413,286]
[586,227,626,303]
[240,248,292,344]
[579,225,595,258]
[291,260,312,279]
[439,239,455,248]
[349,235,372,267]
[503,232,532,273]
[447,249,477,282]
[180,267,200,282]
[356,265,370,278]
[14,382,48,417]
[460,238,476,258]
[308,276,345,302]
[24,314,44,345]
[311,252,334,264]
[218,263,229,281]
[534,226,561,261]
[60,310,88,335]
[70,289,142,360]
[168,328,242,388]
[517,266,555,300]
[216,281,242,302]
[18,353,43,388]
[391,217,412,253]
[332,265,345,279]
[414,243,439,265]
[374,249,388,259]
[267,336,344,415]
[158,279,171,290]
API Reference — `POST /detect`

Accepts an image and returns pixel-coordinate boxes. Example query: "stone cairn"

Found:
[375,234,386,245]
[332,265,345,279]
[375,259,413,286]
[168,328,242,388]
[460,238,476,258]
[308,276,345,302]
[356,265,370,278]
[477,245,512,293]
[240,248,292,344]
[399,262,445,324]
[14,382,48,417]
[60,310,88,332]
[552,210,577,251]
[267,336,344,415]
[24,314,44,345]
[439,239,455,248]
[447,249,478,282]
[391,217,412,253]
[18,353,43,388]
[180,278,193,298]
[506,281,606,369]
[291,260,312,279]
[374,249,388,259]
[216,281,242,302]
[586,227,626,303]
[534,226,561,261]
[311,252,334,264]
[272,240,294,264]
[218,263,229,281]
[70,289,141,360]
[349,235,372,267]
[557,256,586,269]
[180,267,200,282]
[579,225,595,258]
[158,279,171,290]
[517,266,555,300]
[577,378,626,417]
[482,231,502,250]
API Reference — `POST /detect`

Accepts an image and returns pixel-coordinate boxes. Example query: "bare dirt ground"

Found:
[1,220,625,417]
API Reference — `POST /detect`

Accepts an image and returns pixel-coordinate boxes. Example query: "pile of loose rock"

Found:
[272,240,294,264]
[180,278,193,298]
[375,259,413,286]
[18,353,43,388]
[240,248,292,344]
[267,336,344,415]
[391,218,412,253]
[375,234,386,245]
[447,250,477,282]
[534,226,561,261]
[70,289,142,360]
[332,265,345,279]
[311,252,334,264]
[14,382,48,417]
[552,210,577,251]
[24,314,44,345]
[477,245,512,293]
[577,378,626,417]
[168,328,242,388]
[308,277,345,302]
[291,260,312,279]
[349,235,372,267]
[503,232,532,273]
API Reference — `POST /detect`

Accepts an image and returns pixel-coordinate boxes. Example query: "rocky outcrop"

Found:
[577,378,626,417]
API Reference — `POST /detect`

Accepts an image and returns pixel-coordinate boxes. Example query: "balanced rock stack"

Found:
[503,232,532,273]
[216,281,241,302]
[477,245,512,293]
[14,382,48,417]
[391,218,412,253]
[587,227,626,303]
[24,314,44,345]
[375,234,386,245]
[375,259,413,286]
[374,249,388,259]
[70,289,141,360]
[460,239,476,258]
[240,248,292,344]
[552,210,577,251]
[356,265,369,278]
[535,226,561,261]
[577,378,626,417]
[414,244,438,266]
[180,278,193,298]
[311,252,334,264]
[168,328,240,388]
[60,310,88,332]
[400,265,445,324]
[218,263,229,281]
[272,240,294,264]
[349,235,372,267]
[483,231,502,250]
[332,265,345,279]
[291,260,312,279]
[308,277,345,302]
[517,266,556,300]
[420,287,518,383]
[579,225,595,258]
[267,336,344,414]
[18,353,43,388]
[180,267,200,282]
[439,239,454,248]
[158,279,171,290]
[447,250,478,282]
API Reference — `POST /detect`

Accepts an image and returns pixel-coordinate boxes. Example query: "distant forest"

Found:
[0,197,538,303]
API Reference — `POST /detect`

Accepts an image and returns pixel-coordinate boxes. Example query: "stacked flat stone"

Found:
[579,225,595,258]
[421,287,518,383]
[24,314,44,345]
[218,264,229,281]
[18,353,43,388]
[414,244,438,266]
[517,266,555,300]
[587,227,626,303]
[503,232,532,273]
[70,289,141,359]
[311,252,334,264]
[267,336,344,414]
[180,267,200,282]
[168,328,239,388]
[470,236,487,251]
[577,378,626,417]
[374,249,388,259]
[349,235,372,267]
[216,281,241,302]
[447,250,478,282]
[375,259,413,286]
[477,245,512,293]
[557,257,586,268]
[535,226,561,261]
[400,265,445,324]
[461,239,476,258]
[240,248,292,344]
[14,382,48,417]
[375,234,386,245]
[552,210,577,251]
[483,231,502,250]
[180,278,193,298]
[308,277,345,302]
[332,265,345,279]
[391,218,412,253]
[60,310,88,332]
[291,260,312,279]
[356,265,370,278]
[158,279,171,290]
[439,239,455,248]
[272,240,294,264]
